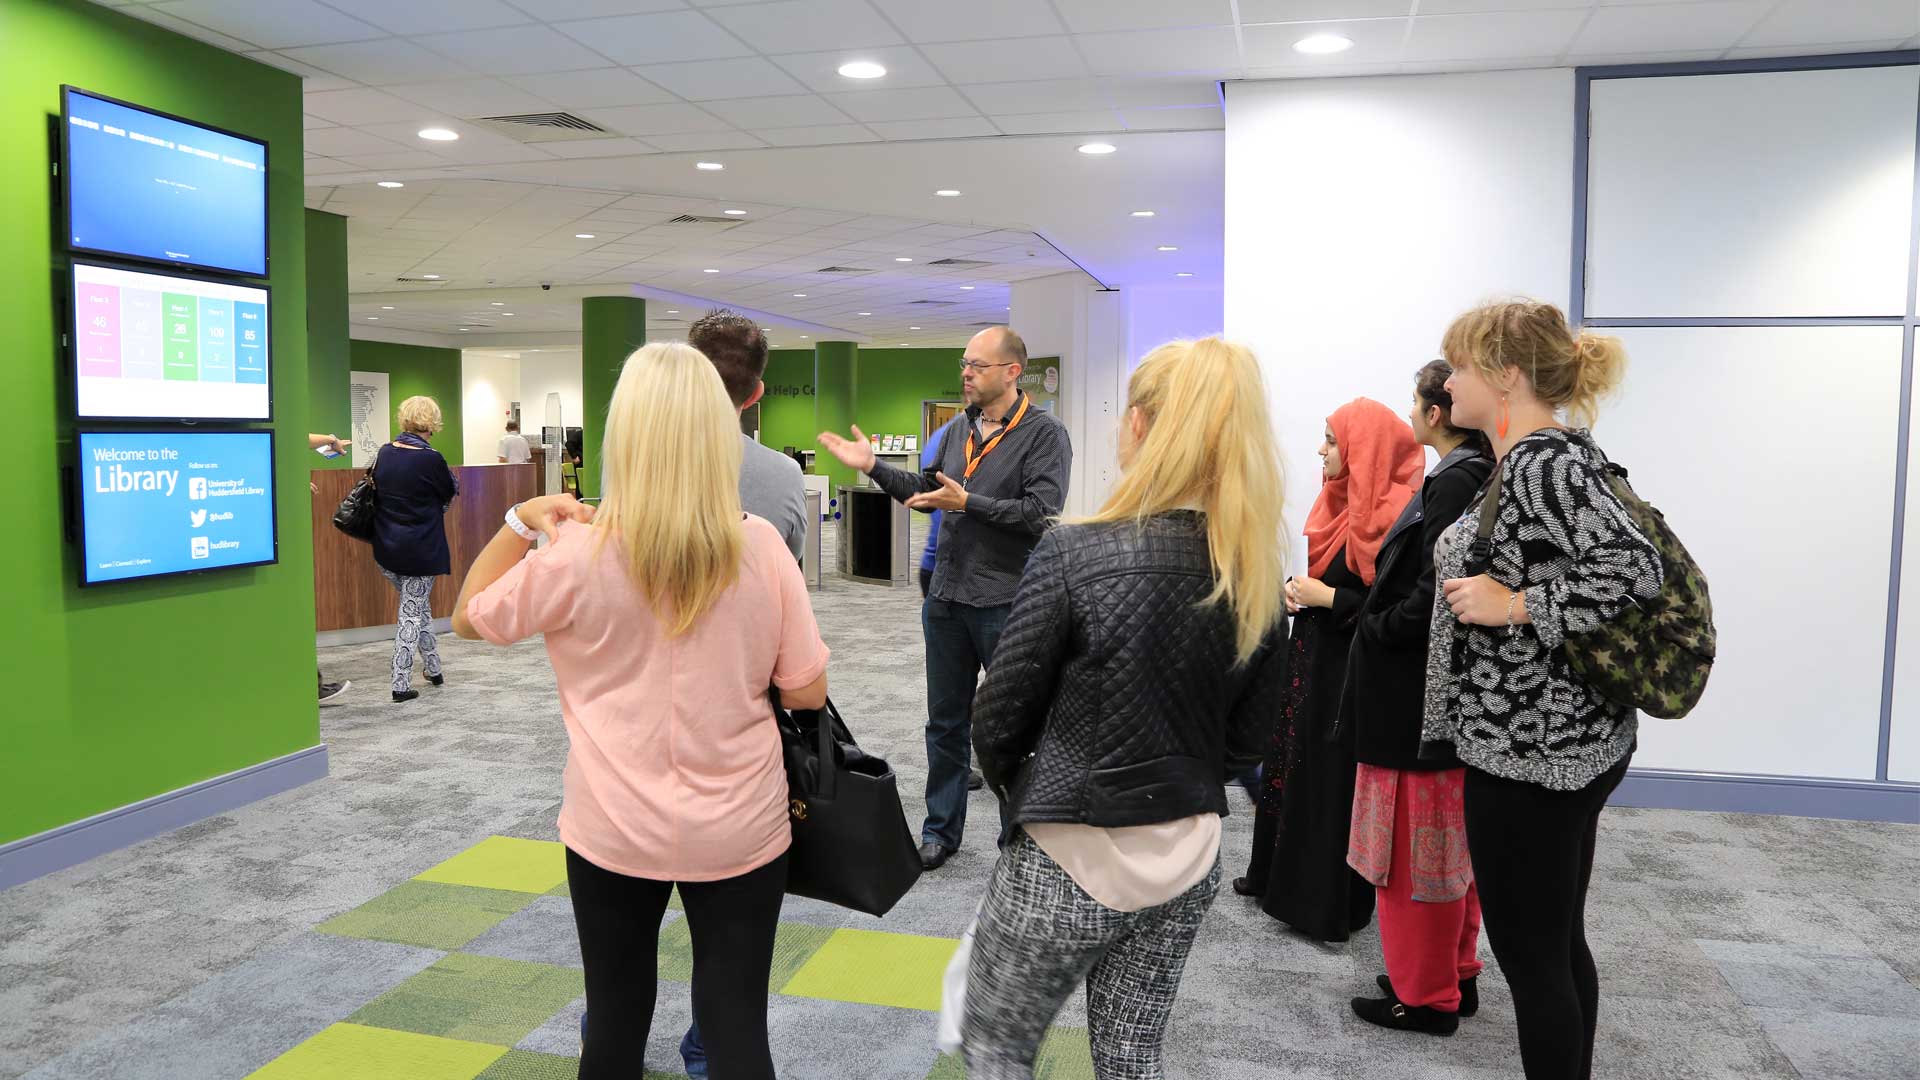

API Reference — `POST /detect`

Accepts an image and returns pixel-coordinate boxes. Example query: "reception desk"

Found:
[311,463,537,633]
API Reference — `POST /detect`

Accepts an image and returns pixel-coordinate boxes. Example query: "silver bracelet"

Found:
[503,503,537,541]
[1505,589,1522,635]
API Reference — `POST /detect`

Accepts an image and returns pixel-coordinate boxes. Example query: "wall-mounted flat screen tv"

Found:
[77,429,278,587]
[62,86,268,278]
[70,260,271,422]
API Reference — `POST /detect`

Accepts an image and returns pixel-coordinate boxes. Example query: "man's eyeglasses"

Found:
[960,359,1015,373]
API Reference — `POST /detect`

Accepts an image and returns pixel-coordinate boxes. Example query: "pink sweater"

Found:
[467,516,829,882]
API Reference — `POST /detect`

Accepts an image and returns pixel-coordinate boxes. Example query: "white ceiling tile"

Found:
[957,78,1110,114]
[1120,105,1224,131]
[866,0,1065,42]
[1418,0,1588,11]
[1723,37,1916,58]
[1051,0,1234,33]
[280,39,473,85]
[642,131,770,150]
[506,68,678,107]
[319,0,531,35]
[633,57,811,99]
[754,124,883,146]
[1076,27,1243,76]
[523,137,663,158]
[1240,18,1410,66]
[865,115,1001,139]
[1399,56,1559,74]
[385,79,559,117]
[1404,10,1588,60]
[240,51,357,91]
[579,102,735,135]
[303,87,436,125]
[1740,0,1920,48]
[920,36,1089,84]
[122,7,262,51]
[1238,0,1410,20]
[823,86,979,122]
[1572,2,1773,54]
[500,0,687,17]
[1099,78,1221,109]
[416,25,614,75]
[148,0,382,49]
[356,121,560,162]
[705,0,903,52]
[338,149,462,169]
[552,10,753,65]
[771,46,950,91]
[701,94,855,128]
[991,110,1124,135]
[303,114,337,129]
[303,126,410,156]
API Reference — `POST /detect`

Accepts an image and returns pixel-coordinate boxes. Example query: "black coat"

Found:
[371,440,458,578]
[972,511,1279,828]
[1343,445,1493,770]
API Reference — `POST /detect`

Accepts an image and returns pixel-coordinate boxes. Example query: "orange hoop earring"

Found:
[1496,394,1511,439]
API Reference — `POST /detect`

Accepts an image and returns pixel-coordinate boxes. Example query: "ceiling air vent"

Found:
[814,265,877,274]
[665,214,744,225]
[909,299,959,305]
[927,258,990,267]
[474,111,617,144]
[395,275,449,284]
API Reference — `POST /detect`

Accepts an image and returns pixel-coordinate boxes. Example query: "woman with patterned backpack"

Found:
[1424,299,1675,1080]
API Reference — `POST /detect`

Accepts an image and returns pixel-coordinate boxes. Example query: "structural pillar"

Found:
[580,296,646,501]
[813,341,858,489]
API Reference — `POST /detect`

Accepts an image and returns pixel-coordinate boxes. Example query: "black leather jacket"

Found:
[972,511,1281,829]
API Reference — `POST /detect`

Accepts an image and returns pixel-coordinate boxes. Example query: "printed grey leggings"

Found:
[382,570,441,692]
[963,831,1220,1080]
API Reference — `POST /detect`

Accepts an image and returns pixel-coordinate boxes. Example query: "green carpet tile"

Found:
[350,953,586,1046]
[317,879,536,951]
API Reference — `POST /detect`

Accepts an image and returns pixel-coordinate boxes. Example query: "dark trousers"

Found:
[566,847,787,1080]
[920,598,1008,850]
[919,567,933,597]
[1464,758,1630,1080]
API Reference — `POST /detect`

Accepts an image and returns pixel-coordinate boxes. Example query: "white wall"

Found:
[1224,69,1574,534]
[460,351,520,465]
[1125,284,1225,371]
[1012,271,1125,517]
[519,349,584,443]
[1892,330,1920,783]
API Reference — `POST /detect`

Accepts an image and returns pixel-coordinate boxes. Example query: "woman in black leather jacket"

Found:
[1342,360,1493,1036]
[961,338,1286,1080]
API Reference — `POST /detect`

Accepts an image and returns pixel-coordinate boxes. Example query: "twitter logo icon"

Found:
[189,509,207,528]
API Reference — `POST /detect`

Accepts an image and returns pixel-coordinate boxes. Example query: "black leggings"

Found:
[1464,759,1629,1080]
[566,847,788,1080]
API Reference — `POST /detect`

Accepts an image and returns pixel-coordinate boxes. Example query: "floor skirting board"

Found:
[1612,767,1920,823]
[0,745,329,890]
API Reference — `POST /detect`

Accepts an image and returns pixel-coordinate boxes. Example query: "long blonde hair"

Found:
[1080,337,1287,664]
[1441,299,1627,428]
[594,342,745,635]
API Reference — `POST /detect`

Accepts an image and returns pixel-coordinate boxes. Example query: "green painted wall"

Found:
[813,342,858,489]
[759,349,817,457]
[348,340,465,466]
[0,0,314,845]
[581,297,645,501]
[853,347,964,447]
[306,210,351,468]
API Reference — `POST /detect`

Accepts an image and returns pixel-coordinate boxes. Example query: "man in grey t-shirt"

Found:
[689,311,808,560]
[496,421,532,465]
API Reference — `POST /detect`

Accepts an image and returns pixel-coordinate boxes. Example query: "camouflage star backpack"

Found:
[1471,439,1716,719]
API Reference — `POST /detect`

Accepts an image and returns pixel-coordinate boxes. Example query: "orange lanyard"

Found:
[963,394,1030,480]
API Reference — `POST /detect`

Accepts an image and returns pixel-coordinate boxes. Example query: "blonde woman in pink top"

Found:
[453,341,829,1080]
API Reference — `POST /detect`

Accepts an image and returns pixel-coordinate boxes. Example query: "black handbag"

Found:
[771,689,921,916]
[332,451,378,541]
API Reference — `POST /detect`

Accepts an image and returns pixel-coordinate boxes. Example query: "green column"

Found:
[581,296,647,501]
[813,341,858,490]
[304,209,352,468]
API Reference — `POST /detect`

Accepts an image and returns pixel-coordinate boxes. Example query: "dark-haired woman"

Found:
[1343,360,1493,1036]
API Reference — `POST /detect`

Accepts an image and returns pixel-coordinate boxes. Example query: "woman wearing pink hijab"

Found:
[1235,397,1422,942]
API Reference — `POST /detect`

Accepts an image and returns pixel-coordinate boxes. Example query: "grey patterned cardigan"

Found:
[1421,428,1663,791]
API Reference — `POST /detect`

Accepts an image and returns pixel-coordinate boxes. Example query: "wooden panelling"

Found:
[311,464,536,633]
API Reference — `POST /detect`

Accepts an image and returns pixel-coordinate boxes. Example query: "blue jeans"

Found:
[921,598,1009,850]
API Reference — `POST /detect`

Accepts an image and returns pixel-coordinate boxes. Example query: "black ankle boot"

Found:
[1375,973,1479,1018]
[428,673,444,687]
[393,689,419,703]
[1351,995,1458,1036]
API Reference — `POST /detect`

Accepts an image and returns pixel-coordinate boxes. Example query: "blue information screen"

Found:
[79,431,277,586]
[65,88,268,277]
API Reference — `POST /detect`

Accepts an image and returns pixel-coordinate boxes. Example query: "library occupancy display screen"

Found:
[72,261,270,421]
[79,430,277,586]
[64,87,268,277]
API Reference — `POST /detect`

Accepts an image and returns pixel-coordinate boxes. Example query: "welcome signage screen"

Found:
[71,261,270,421]
[63,87,268,278]
[78,430,277,586]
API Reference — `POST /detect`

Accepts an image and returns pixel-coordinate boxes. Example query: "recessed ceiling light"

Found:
[1293,33,1353,55]
[418,127,459,141]
[858,312,871,315]
[502,312,515,316]
[703,268,720,273]
[935,189,960,197]
[1078,142,1117,155]
[574,233,595,239]
[458,326,471,331]
[895,257,913,262]
[381,305,395,310]
[723,209,747,215]
[837,61,886,79]
[367,316,379,320]
[490,302,504,306]
[695,161,724,171]
[1157,245,1178,251]
[421,274,441,279]
[793,293,807,298]
[667,309,679,314]
[1131,210,1155,217]
[1175,272,1195,277]
[899,342,910,345]
[909,326,921,330]
[376,181,404,188]
[960,285,975,290]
